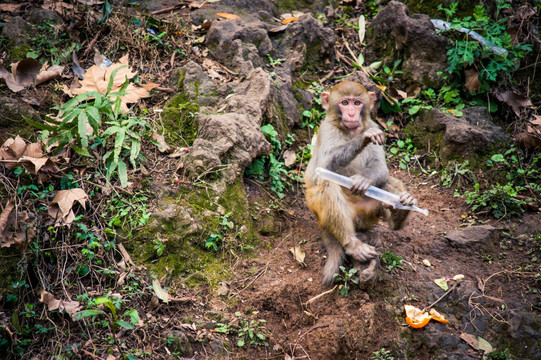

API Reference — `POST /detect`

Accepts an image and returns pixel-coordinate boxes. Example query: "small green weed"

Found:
[205,213,235,251]
[437,2,532,92]
[103,191,151,238]
[75,296,140,333]
[371,347,395,360]
[381,250,403,273]
[388,138,416,170]
[27,20,81,64]
[214,312,269,347]
[334,266,359,296]
[245,124,291,199]
[26,67,152,187]
[465,183,526,219]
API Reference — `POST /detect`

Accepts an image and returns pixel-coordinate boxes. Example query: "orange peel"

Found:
[404,304,449,328]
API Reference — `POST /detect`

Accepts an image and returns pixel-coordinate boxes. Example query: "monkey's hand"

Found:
[350,174,373,196]
[362,127,385,146]
[345,239,380,262]
[399,192,417,206]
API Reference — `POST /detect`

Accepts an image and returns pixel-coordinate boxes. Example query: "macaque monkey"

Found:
[305,81,417,286]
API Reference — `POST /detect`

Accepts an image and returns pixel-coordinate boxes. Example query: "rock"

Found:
[0,97,42,143]
[206,19,272,71]
[164,330,194,357]
[209,338,230,357]
[444,225,498,249]
[178,61,218,107]
[274,13,336,72]
[409,107,511,162]
[366,1,448,88]
[184,112,271,181]
[27,9,63,24]
[2,17,33,46]
[225,68,274,120]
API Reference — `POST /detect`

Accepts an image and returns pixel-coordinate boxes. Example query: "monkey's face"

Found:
[338,97,365,129]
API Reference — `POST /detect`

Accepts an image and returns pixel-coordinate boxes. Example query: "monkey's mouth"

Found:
[343,120,359,128]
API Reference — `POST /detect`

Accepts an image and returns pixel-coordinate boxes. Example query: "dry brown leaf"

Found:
[12,58,41,85]
[0,136,27,166]
[460,332,479,350]
[77,0,104,5]
[495,90,532,116]
[35,65,64,85]
[289,245,306,265]
[0,200,15,236]
[40,289,82,320]
[530,115,541,127]
[283,149,296,167]
[0,3,27,13]
[64,54,158,113]
[516,132,541,149]
[48,188,89,226]
[217,12,239,19]
[0,66,24,92]
[464,69,481,92]
[269,24,289,33]
[151,132,171,153]
[42,0,75,12]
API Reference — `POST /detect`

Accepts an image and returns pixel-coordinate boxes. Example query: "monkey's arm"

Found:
[318,124,381,172]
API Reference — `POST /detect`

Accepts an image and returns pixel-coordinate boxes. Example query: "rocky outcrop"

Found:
[366,1,448,88]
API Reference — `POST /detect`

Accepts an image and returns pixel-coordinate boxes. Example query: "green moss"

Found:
[129,178,259,290]
[161,92,199,147]
[9,42,31,61]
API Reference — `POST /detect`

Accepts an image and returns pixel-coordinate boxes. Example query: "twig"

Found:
[423,282,458,311]
[150,4,184,16]
[304,285,338,305]
[83,30,102,59]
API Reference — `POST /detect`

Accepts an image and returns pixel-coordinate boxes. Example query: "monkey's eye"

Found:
[354,100,362,106]
[341,99,349,106]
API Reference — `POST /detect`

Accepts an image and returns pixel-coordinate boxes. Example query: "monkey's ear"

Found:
[321,92,330,110]
[368,91,376,109]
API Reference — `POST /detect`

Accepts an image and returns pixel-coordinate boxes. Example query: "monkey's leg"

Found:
[306,182,379,265]
[384,176,412,230]
[321,231,345,286]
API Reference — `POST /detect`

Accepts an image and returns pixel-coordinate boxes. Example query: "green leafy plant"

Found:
[153,239,166,256]
[27,20,81,64]
[381,250,403,273]
[333,266,359,296]
[205,213,235,251]
[388,138,416,170]
[103,191,151,238]
[214,312,269,347]
[465,183,526,219]
[371,347,395,360]
[75,296,140,333]
[245,124,291,198]
[437,2,532,92]
[26,67,152,187]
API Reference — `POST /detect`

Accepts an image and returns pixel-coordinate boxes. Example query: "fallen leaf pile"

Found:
[0,58,63,92]
[63,53,159,113]
[0,136,60,183]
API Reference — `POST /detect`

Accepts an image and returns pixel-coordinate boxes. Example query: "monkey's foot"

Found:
[345,239,380,262]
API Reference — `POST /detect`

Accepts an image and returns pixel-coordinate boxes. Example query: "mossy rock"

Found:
[128,178,259,289]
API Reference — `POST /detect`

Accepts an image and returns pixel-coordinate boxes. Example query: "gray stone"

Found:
[164,330,194,357]
[444,225,498,249]
[413,107,511,161]
[366,1,448,88]
[2,17,33,46]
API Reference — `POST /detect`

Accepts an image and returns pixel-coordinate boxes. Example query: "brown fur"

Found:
[305,81,413,286]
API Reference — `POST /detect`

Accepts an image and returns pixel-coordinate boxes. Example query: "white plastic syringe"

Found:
[316,167,429,216]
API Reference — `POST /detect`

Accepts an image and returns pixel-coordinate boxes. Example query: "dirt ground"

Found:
[1,1,540,359]
[186,165,541,359]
